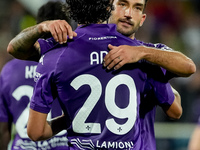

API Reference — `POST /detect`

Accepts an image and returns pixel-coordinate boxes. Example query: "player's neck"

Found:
[129,33,135,39]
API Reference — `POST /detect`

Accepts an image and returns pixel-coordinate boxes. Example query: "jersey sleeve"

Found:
[30,55,56,114]
[150,43,173,51]
[138,41,177,79]
[38,38,60,55]
[154,81,174,106]
[138,40,173,51]
[142,61,175,106]
[145,76,175,107]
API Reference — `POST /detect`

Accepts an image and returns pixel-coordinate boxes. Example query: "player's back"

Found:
[39,24,148,149]
[0,59,68,150]
[33,23,175,150]
[0,59,37,125]
[34,24,174,150]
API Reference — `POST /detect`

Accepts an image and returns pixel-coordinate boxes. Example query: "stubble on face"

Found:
[116,19,141,38]
[108,0,145,39]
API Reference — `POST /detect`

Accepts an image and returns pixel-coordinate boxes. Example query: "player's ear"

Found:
[140,14,146,27]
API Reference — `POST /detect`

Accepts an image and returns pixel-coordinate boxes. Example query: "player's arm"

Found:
[162,86,182,120]
[27,109,67,141]
[104,44,196,77]
[0,122,11,150]
[188,124,200,150]
[27,109,52,141]
[7,20,76,61]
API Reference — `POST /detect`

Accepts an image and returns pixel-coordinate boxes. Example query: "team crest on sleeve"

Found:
[160,45,172,51]
[154,43,172,51]
[34,72,42,82]
[39,55,45,65]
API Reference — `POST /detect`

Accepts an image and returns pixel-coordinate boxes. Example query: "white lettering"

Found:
[69,139,134,149]
[96,140,100,148]
[90,52,99,65]
[100,51,107,63]
[108,142,115,148]
[101,141,107,148]
[125,142,133,148]
[119,142,125,149]
[95,140,134,149]
[25,65,37,79]
[116,142,118,149]
[88,36,117,41]
[14,136,68,150]
[90,51,108,65]
[38,141,48,147]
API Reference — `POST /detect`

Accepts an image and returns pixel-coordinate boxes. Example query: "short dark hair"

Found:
[36,1,70,24]
[36,1,71,39]
[66,0,114,24]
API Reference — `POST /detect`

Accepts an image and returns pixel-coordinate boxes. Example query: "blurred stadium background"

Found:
[0,0,200,149]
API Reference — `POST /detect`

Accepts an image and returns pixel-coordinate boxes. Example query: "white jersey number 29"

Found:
[71,74,137,135]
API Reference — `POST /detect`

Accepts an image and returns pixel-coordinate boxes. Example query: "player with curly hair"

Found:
[24,0,177,149]
[66,0,114,24]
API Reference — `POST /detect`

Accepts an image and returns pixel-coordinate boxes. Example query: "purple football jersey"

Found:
[38,26,176,150]
[39,37,60,55]
[31,24,174,150]
[0,59,68,150]
[137,40,176,150]
[137,40,173,51]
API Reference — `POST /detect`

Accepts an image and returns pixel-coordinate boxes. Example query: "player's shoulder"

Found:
[39,37,64,55]
[3,59,37,67]
[1,59,36,75]
[37,47,65,73]
[2,59,20,70]
[136,40,173,51]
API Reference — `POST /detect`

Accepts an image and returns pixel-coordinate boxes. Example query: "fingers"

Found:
[114,60,125,70]
[104,52,122,70]
[104,44,130,70]
[72,31,77,38]
[108,44,113,50]
[53,23,67,44]
[104,44,117,63]
[105,55,124,70]
[108,44,117,50]
[48,20,77,44]
[104,44,120,70]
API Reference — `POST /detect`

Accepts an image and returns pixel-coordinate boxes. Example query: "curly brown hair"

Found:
[65,0,114,24]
